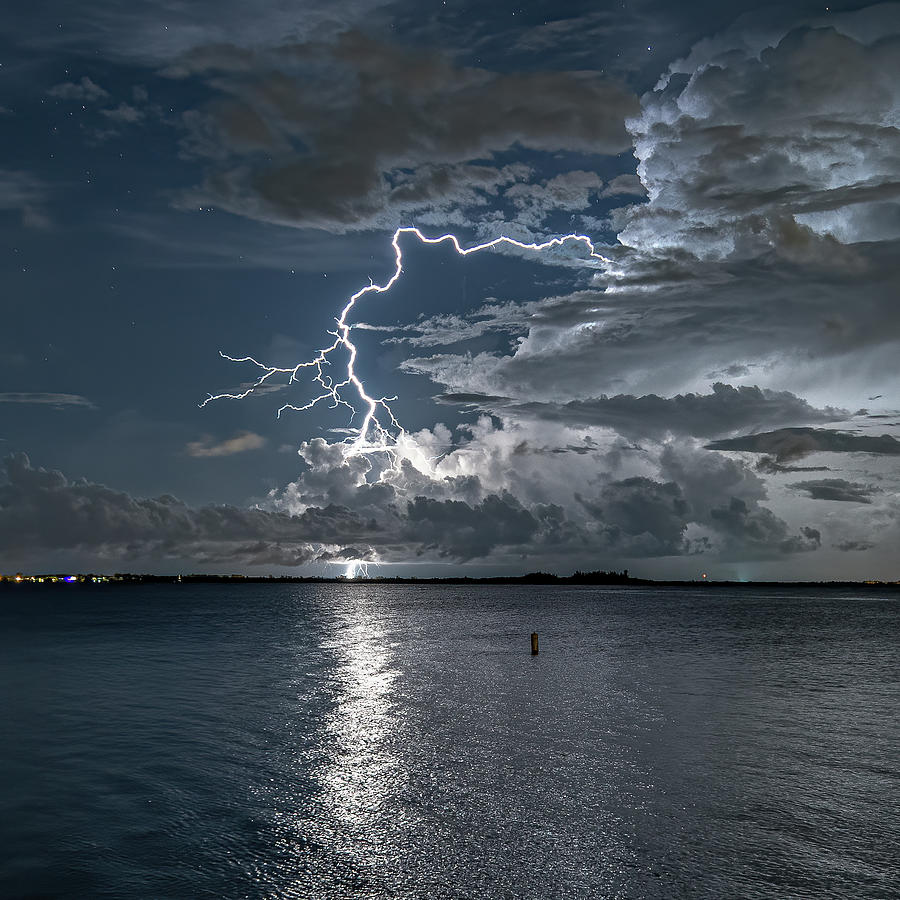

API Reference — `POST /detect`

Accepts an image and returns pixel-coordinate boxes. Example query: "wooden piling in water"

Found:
[531,632,539,655]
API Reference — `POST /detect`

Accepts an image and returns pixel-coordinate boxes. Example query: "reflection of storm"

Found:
[317,597,401,853]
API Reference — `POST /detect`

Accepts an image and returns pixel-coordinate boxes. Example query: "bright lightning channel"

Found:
[344,560,370,579]
[202,227,611,454]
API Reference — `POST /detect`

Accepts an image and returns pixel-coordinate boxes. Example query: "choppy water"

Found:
[1,584,898,899]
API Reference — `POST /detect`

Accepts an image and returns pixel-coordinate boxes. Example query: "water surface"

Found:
[1,584,898,898]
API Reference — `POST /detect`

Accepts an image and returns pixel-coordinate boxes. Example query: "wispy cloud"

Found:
[186,431,267,458]
[0,392,94,408]
[47,76,109,102]
[0,169,50,229]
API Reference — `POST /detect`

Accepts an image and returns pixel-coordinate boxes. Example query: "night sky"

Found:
[3,0,900,578]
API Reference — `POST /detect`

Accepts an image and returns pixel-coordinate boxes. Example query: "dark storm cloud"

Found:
[658,424,828,559]
[441,383,846,439]
[1,448,551,566]
[438,392,511,407]
[1,409,832,570]
[754,457,830,475]
[834,539,877,552]
[706,428,900,462]
[578,444,823,560]
[265,437,825,565]
[710,499,821,555]
[789,478,878,503]
[658,443,822,558]
[171,31,639,231]
[404,493,539,560]
[0,453,369,567]
[316,546,375,562]
[577,477,689,557]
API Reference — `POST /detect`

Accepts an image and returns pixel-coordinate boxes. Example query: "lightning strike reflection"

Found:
[202,227,611,454]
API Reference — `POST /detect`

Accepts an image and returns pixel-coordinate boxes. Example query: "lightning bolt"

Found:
[344,560,370,579]
[202,227,611,454]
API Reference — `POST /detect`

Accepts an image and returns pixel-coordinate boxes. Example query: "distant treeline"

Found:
[108,569,644,585]
[3,571,898,588]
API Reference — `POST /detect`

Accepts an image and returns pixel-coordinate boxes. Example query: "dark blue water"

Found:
[1,585,898,899]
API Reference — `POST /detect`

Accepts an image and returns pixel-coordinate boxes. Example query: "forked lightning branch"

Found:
[202,227,611,453]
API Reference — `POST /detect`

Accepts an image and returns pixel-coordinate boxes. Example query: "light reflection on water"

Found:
[316,602,401,861]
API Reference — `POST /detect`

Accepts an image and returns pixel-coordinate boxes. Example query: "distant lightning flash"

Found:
[344,560,370,579]
[202,227,611,453]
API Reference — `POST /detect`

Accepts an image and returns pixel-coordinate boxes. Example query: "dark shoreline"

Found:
[3,571,898,590]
